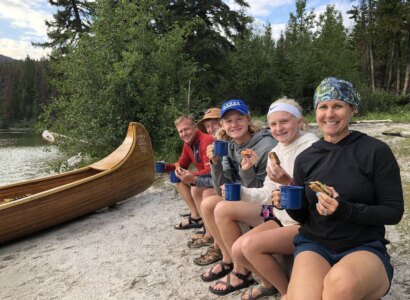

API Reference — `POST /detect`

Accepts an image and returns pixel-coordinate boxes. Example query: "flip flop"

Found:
[209,271,256,296]
[174,216,203,230]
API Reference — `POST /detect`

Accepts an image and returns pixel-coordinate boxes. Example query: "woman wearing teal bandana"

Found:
[279,77,404,300]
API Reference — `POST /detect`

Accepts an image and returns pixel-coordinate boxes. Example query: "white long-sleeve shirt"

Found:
[241,131,318,226]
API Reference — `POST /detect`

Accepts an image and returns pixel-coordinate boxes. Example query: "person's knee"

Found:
[323,269,357,300]
[240,235,257,259]
[214,201,232,225]
[201,195,218,217]
[231,240,245,263]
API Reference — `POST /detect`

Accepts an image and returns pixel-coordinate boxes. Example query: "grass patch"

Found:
[355,111,410,123]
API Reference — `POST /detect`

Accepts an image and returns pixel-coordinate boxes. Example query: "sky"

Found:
[0,0,357,60]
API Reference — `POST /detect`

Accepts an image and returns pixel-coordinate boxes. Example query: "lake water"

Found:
[0,129,61,186]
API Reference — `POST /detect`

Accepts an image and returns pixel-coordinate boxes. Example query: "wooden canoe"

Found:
[0,122,155,244]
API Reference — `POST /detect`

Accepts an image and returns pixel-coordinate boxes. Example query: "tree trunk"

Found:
[403,63,409,95]
[386,42,395,92]
[403,27,410,95]
[368,0,375,92]
[369,42,375,92]
[70,0,83,32]
[396,63,401,94]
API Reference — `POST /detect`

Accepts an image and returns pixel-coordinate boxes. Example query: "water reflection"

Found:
[0,129,61,186]
[0,129,48,147]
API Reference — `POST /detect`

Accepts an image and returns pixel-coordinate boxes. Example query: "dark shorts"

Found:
[293,234,393,291]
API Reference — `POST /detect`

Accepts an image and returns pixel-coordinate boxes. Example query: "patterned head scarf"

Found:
[314,77,360,109]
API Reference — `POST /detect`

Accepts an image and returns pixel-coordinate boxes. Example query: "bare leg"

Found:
[215,201,264,260]
[191,187,216,238]
[210,201,264,292]
[286,251,331,300]
[322,251,390,300]
[201,195,231,278]
[175,182,200,221]
[233,221,280,299]
[241,224,299,295]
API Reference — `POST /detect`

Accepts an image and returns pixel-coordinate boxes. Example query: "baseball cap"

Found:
[196,108,221,133]
[220,99,250,117]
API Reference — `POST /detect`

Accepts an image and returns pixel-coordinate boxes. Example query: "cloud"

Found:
[0,38,50,60]
[252,18,287,40]
[311,1,356,29]
[225,0,293,16]
[0,0,52,59]
[246,0,293,16]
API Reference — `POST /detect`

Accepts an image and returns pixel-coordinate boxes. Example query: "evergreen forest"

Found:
[0,0,409,161]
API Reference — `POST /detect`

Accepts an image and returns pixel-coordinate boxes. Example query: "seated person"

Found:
[228,98,318,299]
[282,77,404,300]
[186,108,222,248]
[164,115,215,230]
[195,99,276,282]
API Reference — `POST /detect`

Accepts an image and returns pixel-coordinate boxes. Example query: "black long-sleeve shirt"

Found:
[288,131,404,252]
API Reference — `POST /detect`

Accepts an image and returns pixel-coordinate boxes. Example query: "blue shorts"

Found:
[294,234,393,288]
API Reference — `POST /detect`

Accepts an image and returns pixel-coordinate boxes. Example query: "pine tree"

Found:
[155,0,252,102]
[284,0,316,106]
[312,5,359,85]
[34,0,94,55]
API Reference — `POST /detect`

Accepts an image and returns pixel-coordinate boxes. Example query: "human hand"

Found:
[220,184,226,199]
[176,168,196,185]
[207,143,219,164]
[240,149,258,170]
[271,189,281,209]
[315,187,339,216]
[267,163,292,185]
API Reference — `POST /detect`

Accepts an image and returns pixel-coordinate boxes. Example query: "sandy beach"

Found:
[0,122,409,300]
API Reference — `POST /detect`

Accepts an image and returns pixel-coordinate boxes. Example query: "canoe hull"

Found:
[0,122,155,244]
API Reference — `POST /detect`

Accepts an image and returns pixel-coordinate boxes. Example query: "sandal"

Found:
[179,212,191,217]
[241,285,279,300]
[200,261,234,282]
[174,216,203,230]
[193,245,222,266]
[187,236,214,249]
[195,227,206,235]
[209,271,255,296]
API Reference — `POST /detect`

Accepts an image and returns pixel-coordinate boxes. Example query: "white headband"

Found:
[267,103,302,119]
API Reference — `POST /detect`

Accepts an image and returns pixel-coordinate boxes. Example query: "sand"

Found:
[0,122,409,300]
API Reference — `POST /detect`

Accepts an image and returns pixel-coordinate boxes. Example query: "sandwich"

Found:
[268,152,281,165]
[308,181,332,197]
[240,149,252,158]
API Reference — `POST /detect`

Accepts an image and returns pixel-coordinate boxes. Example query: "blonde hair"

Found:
[270,98,308,131]
[217,117,265,141]
[174,115,196,127]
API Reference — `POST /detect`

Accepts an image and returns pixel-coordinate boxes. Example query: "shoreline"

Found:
[0,121,409,299]
[0,182,407,299]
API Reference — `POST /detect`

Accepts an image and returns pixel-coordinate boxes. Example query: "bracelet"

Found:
[288,179,295,186]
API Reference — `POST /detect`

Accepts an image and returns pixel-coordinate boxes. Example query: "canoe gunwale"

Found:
[0,122,147,210]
